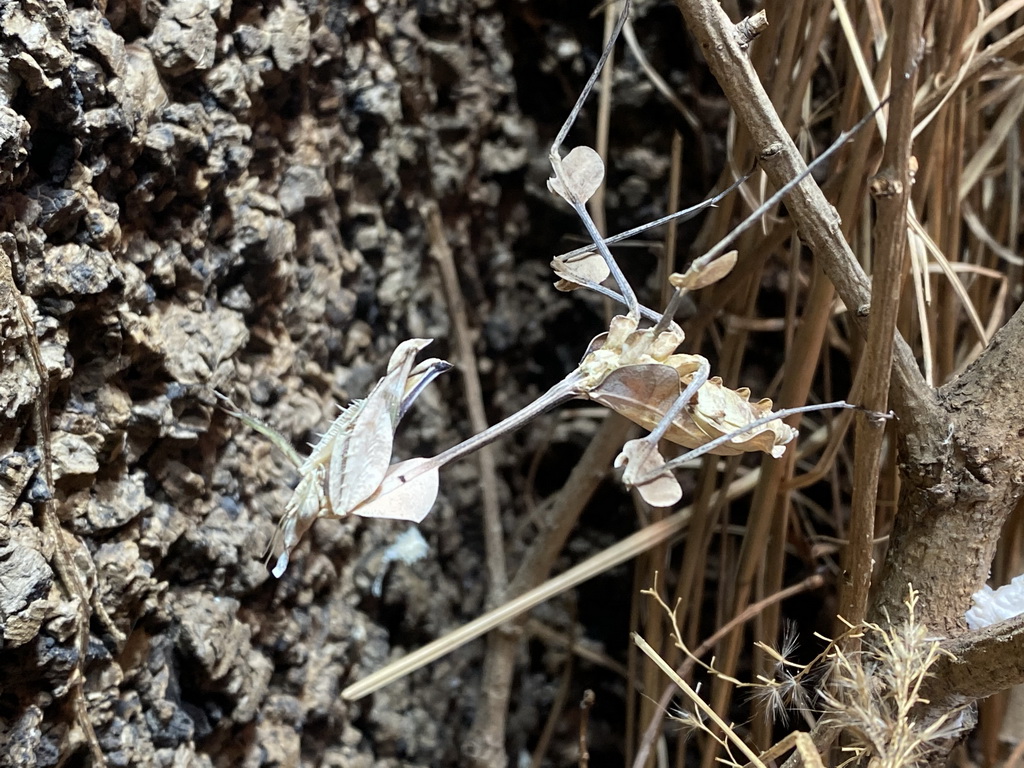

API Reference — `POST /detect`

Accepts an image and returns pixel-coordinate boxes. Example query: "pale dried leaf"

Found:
[669,250,738,291]
[552,251,610,291]
[614,438,681,507]
[547,146,605,204]
[354,458,439,523]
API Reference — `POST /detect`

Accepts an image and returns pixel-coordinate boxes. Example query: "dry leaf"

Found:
[551,250,611,291]
[547,146,605,204]
[614,439,682,507]
[669,250,738,291]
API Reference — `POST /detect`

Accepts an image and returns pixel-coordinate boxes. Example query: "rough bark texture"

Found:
[0,1,703,765]
[4,0,1022,765]
[876,304,1024,634]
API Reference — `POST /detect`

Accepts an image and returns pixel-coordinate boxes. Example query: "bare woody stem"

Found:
[838,0,925,637]
[653,94,886,337]
[670,0,939,435]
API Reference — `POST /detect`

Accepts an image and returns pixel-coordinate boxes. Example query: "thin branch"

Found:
[924,613,1024,708]
[838,0,925,637]
[422,201,508,597]
[632,572,825,768]
[670,0,942,437]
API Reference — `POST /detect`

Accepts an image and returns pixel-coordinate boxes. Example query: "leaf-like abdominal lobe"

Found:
[575,316,796,458]
[669,250,738,291]
[615,438,683,506]
[551,251,611,292]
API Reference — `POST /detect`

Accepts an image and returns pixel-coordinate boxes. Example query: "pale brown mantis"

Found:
[221,0,885,580]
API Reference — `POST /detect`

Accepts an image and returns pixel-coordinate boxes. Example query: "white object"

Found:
[966,573,1024,629]
[372,527,430,597]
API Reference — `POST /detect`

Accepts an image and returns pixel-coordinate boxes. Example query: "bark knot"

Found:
[869,175,904,198]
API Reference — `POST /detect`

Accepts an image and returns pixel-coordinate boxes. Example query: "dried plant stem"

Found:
[837,0,924,638]
[423,198,514,768]
[528,654,575,768]
[633,633,768,768]
[1,249,108,766]
[670,0,938,433]
[462,414,632,767]
[422,201,508,597]
[578,690,595,768]
[632,572,825,768]
[703,271,837,751]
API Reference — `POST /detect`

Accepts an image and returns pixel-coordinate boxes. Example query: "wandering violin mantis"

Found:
[221,0,884,576]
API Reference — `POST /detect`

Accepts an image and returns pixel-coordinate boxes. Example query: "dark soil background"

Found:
[0,0,752,765]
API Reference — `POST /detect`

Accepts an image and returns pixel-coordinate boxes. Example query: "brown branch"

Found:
[925,613,1024,709]
[671,0,1024,738]
[670,0,942,439]
[422,201,508,597]
[461,415,635,768]
[874,303,1024,630]
[838,0,925,636]
[579,689,595,768]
